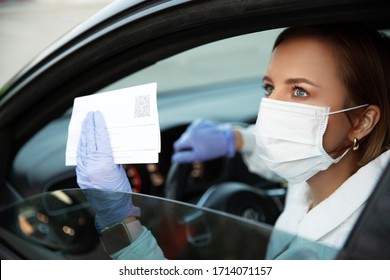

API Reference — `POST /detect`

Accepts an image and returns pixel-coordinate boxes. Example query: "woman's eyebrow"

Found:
[262,76,320,88]
[286,78,321,88]
[262,75,273,83]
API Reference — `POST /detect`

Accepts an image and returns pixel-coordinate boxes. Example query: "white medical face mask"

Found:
[254,98,368,183]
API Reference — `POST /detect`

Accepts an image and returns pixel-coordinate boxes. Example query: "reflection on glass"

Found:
[0,189,338,260]
[0,189,274,259]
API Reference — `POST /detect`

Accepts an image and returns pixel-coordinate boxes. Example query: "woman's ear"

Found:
[348,105,381,141]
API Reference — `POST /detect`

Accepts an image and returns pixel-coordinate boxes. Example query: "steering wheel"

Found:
[164,154,285,224]
[165,156,233,202]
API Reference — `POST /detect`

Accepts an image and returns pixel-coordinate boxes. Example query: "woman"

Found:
[172,23,390,259]
[77,23,390,259]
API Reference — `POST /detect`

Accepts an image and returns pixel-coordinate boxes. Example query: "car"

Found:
[0,0,389,260]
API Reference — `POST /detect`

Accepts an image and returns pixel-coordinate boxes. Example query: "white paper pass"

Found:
[65,82,160,166]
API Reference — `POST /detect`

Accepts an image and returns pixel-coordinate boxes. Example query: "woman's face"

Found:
[263,37,354,157]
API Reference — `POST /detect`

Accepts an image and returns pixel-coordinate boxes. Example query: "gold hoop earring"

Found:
[353,138,360,151]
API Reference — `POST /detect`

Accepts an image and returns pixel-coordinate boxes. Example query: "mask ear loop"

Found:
[326,105,367,153]
[353,138,360,150]
[327,104,369,115]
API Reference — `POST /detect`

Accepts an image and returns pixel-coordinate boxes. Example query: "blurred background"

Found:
[0,0,112,86]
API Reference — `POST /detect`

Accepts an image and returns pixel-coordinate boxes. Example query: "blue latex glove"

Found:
[76,111,140,231]
[172,118,236,163]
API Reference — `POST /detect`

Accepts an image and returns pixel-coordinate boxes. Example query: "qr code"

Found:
[134,95,150,118]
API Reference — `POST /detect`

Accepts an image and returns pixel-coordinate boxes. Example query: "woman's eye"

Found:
[262,84,274,96]
[293,87,308,97]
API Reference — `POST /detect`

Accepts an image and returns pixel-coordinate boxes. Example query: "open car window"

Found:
[11,29,284,199]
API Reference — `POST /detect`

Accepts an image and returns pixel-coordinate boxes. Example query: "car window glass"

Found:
[0,189,274,259]
[0,189,339,260]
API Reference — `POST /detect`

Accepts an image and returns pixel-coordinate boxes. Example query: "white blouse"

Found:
[265,150,390,259]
